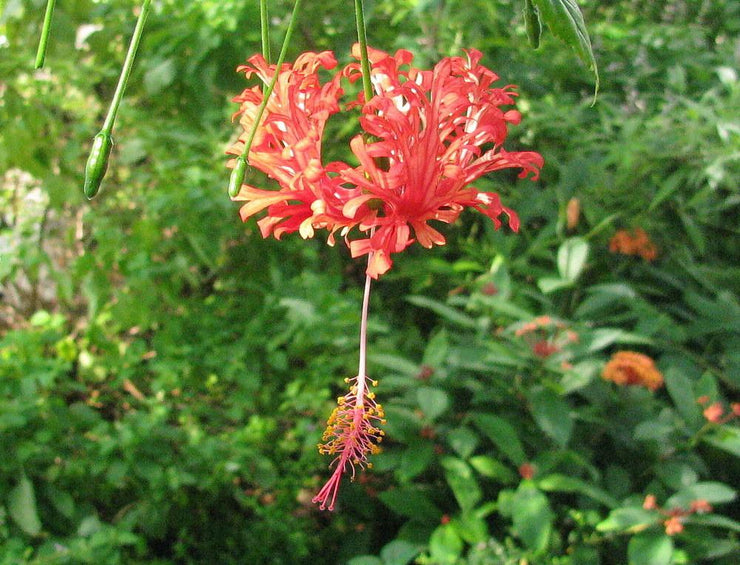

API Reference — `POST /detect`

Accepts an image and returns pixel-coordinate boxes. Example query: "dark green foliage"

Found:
[1,0,738,563]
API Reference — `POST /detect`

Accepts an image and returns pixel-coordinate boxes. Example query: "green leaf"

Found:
[527,386,573,447]
[531,0,599,94]
[666,481,737,509]
[397,441,435,482]
[537,473,619,508]
[453,511,489,544]
[511,483,553,553]
[378,487,442,520]
[596,507,656,533]
[380,540,419,565]
[416,387,449,421]
[471,413,526,465]
[469,455,517,484]
[687,513,740,533]
[704,425,740,457]
[663,366,701,428]
[446,427,480,459]
[347,557,383,565]
[538,276,573,294]
[441,457,482,512]
[406,295,479,329]
[557,237,589,282]
[422,330,449,368]
[627,532,673,565]
[8,474,42,536]
[429,524,463,565]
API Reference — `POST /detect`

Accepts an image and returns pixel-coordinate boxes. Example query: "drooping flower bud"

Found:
[228,156,248,198]
[83,132,113,199]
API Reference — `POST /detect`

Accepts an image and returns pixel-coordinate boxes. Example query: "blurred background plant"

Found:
[1,0,738,563]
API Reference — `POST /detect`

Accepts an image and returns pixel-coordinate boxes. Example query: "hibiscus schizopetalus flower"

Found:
[227,45,543,278]
[602,351,664,391]
[227,46,542,510]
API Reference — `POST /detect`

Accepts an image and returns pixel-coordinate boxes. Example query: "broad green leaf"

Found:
[453,511,489,544]
[380,540,419,565]
[378,487,442,520]
[472,413,526,465]
[511,483,553,553]
[527,386,573,447]
[687,513,740,533]
[441,457,482,512]
[538,276,573,294]
[537,473,619,508]
[446,427,480,459]
[666,481,737,509]
[627,532,673,565]
[406,296,479,329]
[8,474,42,536]
[469,455,517,484]
[704,425,740,457]
[416,387,449,421]
[368,353,420,377]
[397,441,435,482]
[597,507,656,532]
[557,237,589,282]
[347,557,383,565]
[422,330,449,368]
[429,524,463,565]
[531,0,599,94]
[663,366,701,428]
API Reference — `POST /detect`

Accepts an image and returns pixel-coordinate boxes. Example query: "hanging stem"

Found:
[355,267,373,401]
[353,0,376,401]
[354,0,374,104]
[83,0,152,198]
[102,0,152,133]
[35,0,57,69]
[260,0,271,62]
[228,0,303,197]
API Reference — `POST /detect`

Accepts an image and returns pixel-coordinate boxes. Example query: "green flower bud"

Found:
[524,0,542,50]
[83,132,113,199]
[228,156,248,198]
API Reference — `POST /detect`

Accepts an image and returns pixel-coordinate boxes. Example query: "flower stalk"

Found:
[34,0,57,69]
[228,0,303,197]
[83,0,152,199]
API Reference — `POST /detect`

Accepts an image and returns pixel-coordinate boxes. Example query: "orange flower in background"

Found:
[609,227,658,261]
[227,46,543,278]
[602,351,664,391]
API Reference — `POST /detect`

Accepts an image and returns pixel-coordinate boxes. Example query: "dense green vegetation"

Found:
[1,0,738,563]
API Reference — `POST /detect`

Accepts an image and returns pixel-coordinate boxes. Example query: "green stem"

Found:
[260,0,271,63]
[102,0,152,133]
[239,0,302,160]
[229,0,302,197]
[34,0,57,69]
[83,0,151,198]
[354,0,374,104]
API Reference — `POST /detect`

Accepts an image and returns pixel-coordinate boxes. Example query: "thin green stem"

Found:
[354,0,374,104]
[237,0,302,162]
[260,0,271,63]
[102,0,152,133]
[34,0,57,69]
